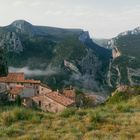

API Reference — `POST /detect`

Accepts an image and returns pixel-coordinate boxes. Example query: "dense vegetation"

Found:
[0,87,140,140]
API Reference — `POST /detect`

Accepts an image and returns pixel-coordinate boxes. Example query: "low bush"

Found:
[0,107,45,126]
[60,108,76,118]
[107,91,129,104]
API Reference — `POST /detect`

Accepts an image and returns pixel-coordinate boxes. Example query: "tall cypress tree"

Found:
[0,48,8,76]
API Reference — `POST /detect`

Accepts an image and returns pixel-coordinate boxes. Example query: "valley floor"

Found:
[0,95,140,140]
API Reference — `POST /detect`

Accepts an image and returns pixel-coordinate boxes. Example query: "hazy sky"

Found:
[0,0,140,38]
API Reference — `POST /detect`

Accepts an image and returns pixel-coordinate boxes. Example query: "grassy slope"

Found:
[0,89,140,140]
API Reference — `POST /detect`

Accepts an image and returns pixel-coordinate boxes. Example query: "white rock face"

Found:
[112,47,121,59]
[64,60,80,74]
[107,39,121,59]
[0,32,23,53]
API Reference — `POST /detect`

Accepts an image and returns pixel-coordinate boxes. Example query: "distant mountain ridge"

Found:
[0,20,111,92]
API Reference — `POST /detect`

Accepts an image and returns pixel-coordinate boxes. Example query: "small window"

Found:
[37,90,39,94]
[48,103,51,107]
[39,101,41,107]
[55,108,58,113]
[12,95,14,99]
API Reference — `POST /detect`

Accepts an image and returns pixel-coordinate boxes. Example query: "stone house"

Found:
[0,72,41,95]
[28,91,75,113]
[9,85,36,101]
[0,72,75,112]
[63,89,76,101]
[39,83,52,95]
[0,72,53,101]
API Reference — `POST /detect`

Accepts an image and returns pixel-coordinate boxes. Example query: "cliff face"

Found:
[0,20,111,92]
[106,27,140,89]
[0,32,23,53]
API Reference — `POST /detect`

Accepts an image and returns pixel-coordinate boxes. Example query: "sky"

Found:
[0,0,140,38]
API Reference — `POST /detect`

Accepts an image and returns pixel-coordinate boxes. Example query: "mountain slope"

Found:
[107,27,140,88]
[0,20,111,91]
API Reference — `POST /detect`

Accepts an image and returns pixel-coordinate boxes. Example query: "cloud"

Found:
[30,1,41,7]
[9,66,60,76]
[13,0,26,7]
[45,10,63,16]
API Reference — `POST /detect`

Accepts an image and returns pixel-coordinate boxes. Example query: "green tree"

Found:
[0,48,8,76]
[15,95,22,106]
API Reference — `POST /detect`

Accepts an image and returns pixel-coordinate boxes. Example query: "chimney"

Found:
[70,85,73,90]
[56,89,59,93]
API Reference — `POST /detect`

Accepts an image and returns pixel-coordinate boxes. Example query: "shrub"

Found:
[115,104,133,112]
[60,108,76,118]
[1,112,14,126]
[0,126,24,137]
[15,95,22,106]
[129,95,140,108]
[0,107,45,126]
[88,112,104,124]
[107,92,129,104]
[76,110,87,116]
[12,108,33,121]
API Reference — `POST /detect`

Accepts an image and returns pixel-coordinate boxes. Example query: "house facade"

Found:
[62,89,76,101]
[0,72,75,112]
[30,92,75,113]
[39,83,52,95]
[0,72,41,96]
[9,85,36,101]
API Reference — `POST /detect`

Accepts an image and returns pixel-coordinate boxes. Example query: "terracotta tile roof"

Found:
[32,95,44,101]
[0,73,40,84]
[0,77,7,82]
[46,92,75,107]
[63,89,76,99]
[10,86,24,95]
[24,80,41,84]
[0,73,24,82]
[7,72,24,82]
[40,83,51,90]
